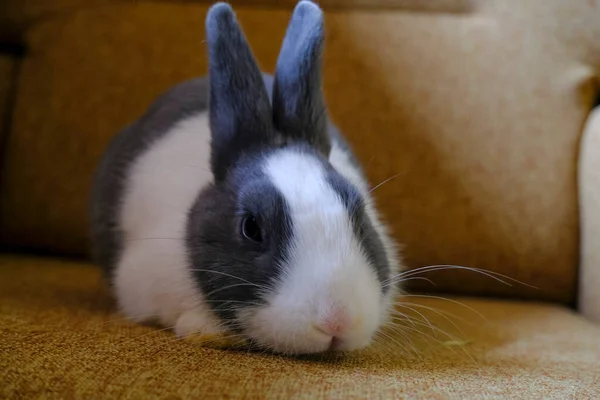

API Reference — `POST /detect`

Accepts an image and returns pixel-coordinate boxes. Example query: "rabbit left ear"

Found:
[272,1,330,157]
[206,3,275,181]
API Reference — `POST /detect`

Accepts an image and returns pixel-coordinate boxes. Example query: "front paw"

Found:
[174,309,224,338]
[174,310,247,349]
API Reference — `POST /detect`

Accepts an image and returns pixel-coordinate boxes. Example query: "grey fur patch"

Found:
[186,154,293,327]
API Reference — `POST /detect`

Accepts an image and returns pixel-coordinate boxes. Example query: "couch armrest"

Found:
[578,100,600,323]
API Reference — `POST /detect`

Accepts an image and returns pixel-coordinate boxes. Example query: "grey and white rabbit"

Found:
[90,0,401,355]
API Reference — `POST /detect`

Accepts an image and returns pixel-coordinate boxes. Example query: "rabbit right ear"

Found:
[206,3,275,182]
[272,1,330,157]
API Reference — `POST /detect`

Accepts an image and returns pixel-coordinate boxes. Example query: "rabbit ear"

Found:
[206,3,274,181]
[272,1,330,157]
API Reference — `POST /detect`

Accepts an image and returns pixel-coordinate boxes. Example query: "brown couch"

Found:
[2,0,600,398]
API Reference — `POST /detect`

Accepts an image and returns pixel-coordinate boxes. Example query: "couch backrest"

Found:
[0,0,598,304]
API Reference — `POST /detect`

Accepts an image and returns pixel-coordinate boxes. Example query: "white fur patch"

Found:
[114,111,223,336]
[241,147,389,354]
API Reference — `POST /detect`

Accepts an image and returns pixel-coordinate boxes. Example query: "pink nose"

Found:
[316,308,351,336]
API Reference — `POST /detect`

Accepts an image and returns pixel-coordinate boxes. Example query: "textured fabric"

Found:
[2,254,600,399]
[578,107,600,324]
[1,2,599,302]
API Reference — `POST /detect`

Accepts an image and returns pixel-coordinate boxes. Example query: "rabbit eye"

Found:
[241,215,262,243]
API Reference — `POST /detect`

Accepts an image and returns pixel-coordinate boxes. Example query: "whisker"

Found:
[395,295,489,324]
[390,317,457,342]
[366,155,375,169]
[92,313,162,326]
[388,322,475,364]
[117,325,176,346]
[124,237,182,243]
[394,302,469,334]
[389,310,418,330]
[374,336,405,359]
[387,276,436,287]
[204,300,264,308]
[393,328,422,358]
[384,264,537,289]
[391,305,435,335]
[180,163,212,173]
[189,269,263,286]
[389,320,459,347]
[203,282,267,298]
[384,324,424,358]
[371,336,394,356]
[376,329,417,356]
[395,265,517,286]
[369,172,404,194]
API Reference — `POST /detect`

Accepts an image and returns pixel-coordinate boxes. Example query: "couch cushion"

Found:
[2,254,599,398]
[1,2,599,302]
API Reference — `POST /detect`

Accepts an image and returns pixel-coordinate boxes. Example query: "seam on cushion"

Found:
[2,2,133,43]
[3,0,475,27]
[0,44,26,57]
[2,0,474,43]
[0,53,22,204]
[208,0,474,12]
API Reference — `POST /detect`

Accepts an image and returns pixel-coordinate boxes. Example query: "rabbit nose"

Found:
[315,308,352,336]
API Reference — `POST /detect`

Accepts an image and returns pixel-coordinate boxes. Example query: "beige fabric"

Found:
[579,107,600,323]
[1,2,599,302]
[2,254,600,399]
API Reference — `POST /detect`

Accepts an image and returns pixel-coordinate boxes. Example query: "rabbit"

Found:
[90,0,401,355]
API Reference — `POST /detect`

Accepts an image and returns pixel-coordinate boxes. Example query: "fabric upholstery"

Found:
[2,254,600,399]
[1,2,599,302]
[578,106,600,324]
[2,2,600,397]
